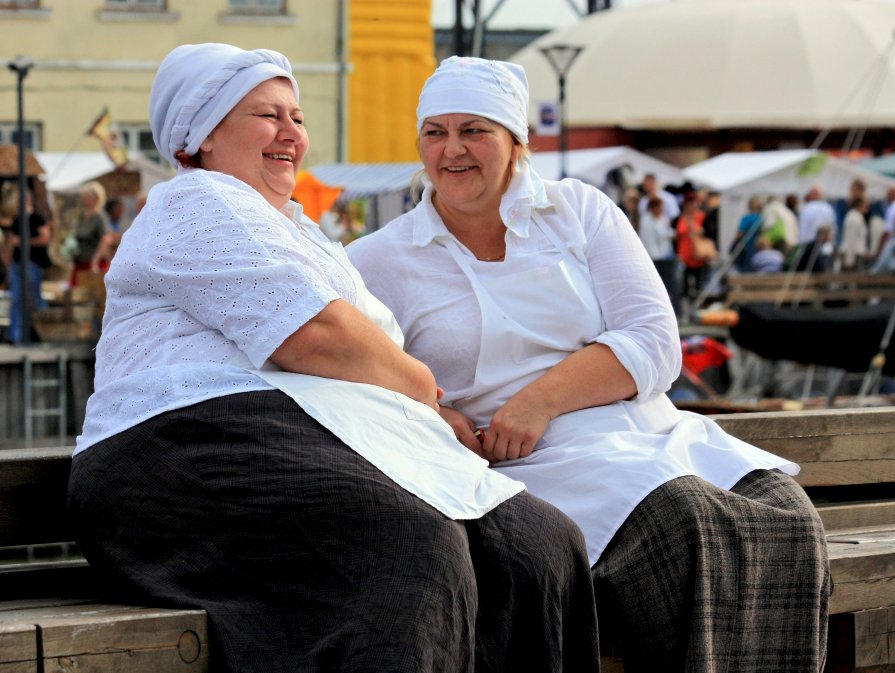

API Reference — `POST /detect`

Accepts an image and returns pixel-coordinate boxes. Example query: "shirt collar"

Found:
[411,158,550,249]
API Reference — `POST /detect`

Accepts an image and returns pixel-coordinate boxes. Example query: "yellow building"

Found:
[0,0,435,168]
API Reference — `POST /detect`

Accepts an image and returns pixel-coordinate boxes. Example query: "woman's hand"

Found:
[481,391,550,463]
[438,405,487,458]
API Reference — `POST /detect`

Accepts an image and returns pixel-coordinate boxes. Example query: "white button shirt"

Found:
[349,172,796,565]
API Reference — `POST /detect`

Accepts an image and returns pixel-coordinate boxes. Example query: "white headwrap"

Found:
[416,56,549,232]
[149,43,299,168]
[416,56,530,144]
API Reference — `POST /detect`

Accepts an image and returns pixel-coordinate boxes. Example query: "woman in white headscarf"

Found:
[348,56,831,673]
[67,44,601,673]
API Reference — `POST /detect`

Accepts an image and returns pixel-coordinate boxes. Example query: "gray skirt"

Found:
[68,390,600,673]
[594,469,831,673]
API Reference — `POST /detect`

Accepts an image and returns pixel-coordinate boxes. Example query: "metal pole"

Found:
[539,45,583,181]
[453,0,465,56]
[558,72,568,179]
[9,57,33,346]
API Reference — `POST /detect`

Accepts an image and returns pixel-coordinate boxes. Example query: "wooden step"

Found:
[0,600,208,673]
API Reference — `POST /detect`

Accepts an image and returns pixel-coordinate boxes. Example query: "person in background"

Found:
[91,196,142,275]
[69,181,110,287]
[750,236,785,273]
[105,197,125,233]
[67,43,600,673]
[838,195,870,271]
[834,178,866,246]
[794,185,836,272]
[761,195,798,254]
[638,172,680,222]
[638,196,680,315]
[676,192,711,305]
[700,190,720,246]
[876,186,895,263]
[1,187,51,343]
[730,195,764,272]
[619,186,642,233]
[348,55,830,673]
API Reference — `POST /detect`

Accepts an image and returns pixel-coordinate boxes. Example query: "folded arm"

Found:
[270,299,441,410]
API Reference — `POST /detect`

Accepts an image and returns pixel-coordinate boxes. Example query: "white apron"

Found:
[442,213,797,565]
[258,220,524,521]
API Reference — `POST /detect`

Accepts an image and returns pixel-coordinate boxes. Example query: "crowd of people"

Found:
[0,177,143,344]
[619,175,895,317]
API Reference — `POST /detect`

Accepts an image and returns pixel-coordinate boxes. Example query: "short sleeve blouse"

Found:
[76,169,356,454]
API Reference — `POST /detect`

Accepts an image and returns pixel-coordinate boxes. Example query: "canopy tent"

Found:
[309,162,423,232]
[35,152,172,194]
[683,150,895,255]
[511,0,895,131]
[309,162,422,200]
[530,146,685,201]
[861,154,895,178]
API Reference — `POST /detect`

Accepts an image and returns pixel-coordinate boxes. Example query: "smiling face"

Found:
[199,77,307,209]
[419,113,519,216]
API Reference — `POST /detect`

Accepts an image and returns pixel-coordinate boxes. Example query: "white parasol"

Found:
[511,0,895,130]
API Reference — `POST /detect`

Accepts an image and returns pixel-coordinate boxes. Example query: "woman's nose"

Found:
[444,133,465,156]
[279,116,300,141]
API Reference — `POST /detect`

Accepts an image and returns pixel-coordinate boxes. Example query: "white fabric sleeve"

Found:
[144,178,343,368]
[573,184,682,397]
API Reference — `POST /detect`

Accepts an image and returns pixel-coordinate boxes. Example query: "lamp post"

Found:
[8,56,34,345]
[538,44,584,180]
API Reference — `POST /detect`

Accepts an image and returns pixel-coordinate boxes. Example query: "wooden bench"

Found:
[2,407,895,672]
[0,447,209,672]
[725,272,895,308]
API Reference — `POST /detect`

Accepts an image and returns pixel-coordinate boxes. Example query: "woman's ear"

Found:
[199,136,213,153]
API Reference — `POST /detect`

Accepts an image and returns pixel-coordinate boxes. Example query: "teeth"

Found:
[266,154,293,161]
[445,167,469,172]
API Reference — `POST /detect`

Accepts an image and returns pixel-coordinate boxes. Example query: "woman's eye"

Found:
[292,118,304,125]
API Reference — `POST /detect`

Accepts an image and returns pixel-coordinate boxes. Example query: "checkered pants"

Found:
[593,469,830,673]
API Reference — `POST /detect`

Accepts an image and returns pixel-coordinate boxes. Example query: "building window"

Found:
[104,0,164,10]
[0,123,40,150]
[119,125,160,163]
[227,0,284,14]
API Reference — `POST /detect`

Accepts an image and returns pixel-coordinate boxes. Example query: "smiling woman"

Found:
[65,43,601,673]
[198,78,306,208]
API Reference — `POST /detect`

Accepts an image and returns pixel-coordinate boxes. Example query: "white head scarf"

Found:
[149,43,299,168]
[416,56,549,233]
[416,56,530,144]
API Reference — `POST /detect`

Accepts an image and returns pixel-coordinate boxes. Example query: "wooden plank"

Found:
[827,530,895,614]
[0,621,36,673]
[0,604,208,673]
[728,288,895,304]
[819,502,895,531]
[827,607,895,673]
[713,408,895,488]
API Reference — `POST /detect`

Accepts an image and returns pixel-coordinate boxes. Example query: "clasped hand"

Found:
[439,394,551,463]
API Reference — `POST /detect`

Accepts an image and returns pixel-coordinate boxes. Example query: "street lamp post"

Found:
[8,56,34,346]
[538,44,584,180]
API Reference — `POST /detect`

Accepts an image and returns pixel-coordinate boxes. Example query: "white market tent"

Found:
[309,162,422,200]
[36,151,172,193]
[530,146,685,201]
[683,149,895,255]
